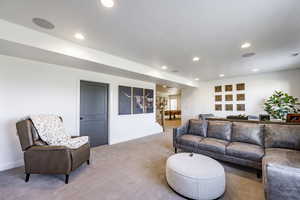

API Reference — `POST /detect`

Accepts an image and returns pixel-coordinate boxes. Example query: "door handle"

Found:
[80,117,84,120]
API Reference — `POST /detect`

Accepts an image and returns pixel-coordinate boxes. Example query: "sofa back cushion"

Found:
[265,124,300,150]
[188,119,208,137]
[232,122,265,146]
[207,121,232,141]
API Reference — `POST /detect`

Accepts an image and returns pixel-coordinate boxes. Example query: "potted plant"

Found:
[264,91,299,120]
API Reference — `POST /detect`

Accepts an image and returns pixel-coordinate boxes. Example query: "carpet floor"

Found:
[0,129,264,200]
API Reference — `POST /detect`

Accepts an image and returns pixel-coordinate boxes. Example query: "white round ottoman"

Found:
[166,153,225,200]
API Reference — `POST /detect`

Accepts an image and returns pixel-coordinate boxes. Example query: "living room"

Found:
[1,1,300,200]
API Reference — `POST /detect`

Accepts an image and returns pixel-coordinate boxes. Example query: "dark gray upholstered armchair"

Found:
[174,119,300,200]
[16,119,90,184]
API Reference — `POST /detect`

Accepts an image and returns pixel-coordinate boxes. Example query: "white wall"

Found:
[182,69,300,123]
[0,55,162,171]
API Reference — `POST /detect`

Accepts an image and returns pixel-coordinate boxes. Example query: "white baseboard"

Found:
[0,159,23,171]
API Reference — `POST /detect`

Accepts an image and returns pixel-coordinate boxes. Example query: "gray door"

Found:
[80,81,108,147]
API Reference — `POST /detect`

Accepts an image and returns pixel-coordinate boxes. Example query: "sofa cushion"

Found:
[207,121,232,141]
[232,122,264,146]
[263,148,300,174]
[265,124,300,150]
[198,138,229,154]
[226,142,264,161]
[188,119,208,137]
[178,134,204,147]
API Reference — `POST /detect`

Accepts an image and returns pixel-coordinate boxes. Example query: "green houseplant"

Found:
[264,91,299,120]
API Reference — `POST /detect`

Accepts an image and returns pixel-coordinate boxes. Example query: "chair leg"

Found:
[174,148,177,153]
[65,174,69,184]
[87,160,90,165]
[256,170,262,179]
[25,173,30,182]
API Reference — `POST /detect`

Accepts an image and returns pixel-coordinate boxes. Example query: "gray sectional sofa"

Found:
[173,119,300,200]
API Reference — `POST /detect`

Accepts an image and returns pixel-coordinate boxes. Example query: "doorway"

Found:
[156,85,182,131]
[80,80,109,147]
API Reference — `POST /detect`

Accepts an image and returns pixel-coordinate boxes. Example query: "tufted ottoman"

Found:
[166,153,225,200]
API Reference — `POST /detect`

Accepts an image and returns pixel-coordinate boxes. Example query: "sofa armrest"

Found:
[71,136,90,143]
[173,123,188,147]
[24,145,72,174]
[264,162,300,200]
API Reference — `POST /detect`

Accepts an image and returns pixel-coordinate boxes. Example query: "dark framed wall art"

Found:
[236,83,245,91]
[225,94,233,101]
[215,104,222,111]
[225,85,233,92]
[133,87,144,114]
[237,94,245,101]
[213,83,246,112]
[215,86,222,93]
[225,104,233,111]
[144,89,154,113]
[215,95,222,102]
[119,86,132,115]
[237,104,245,111]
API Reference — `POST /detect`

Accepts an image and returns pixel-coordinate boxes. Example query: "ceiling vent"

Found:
[32,18,55,30]
[242,52,256,58]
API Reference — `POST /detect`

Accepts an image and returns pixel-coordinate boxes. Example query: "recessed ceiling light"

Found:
[252,68,260,72]
[161,65,168,70]
[101,0,114,8]
[241,42,251,49]
[193,57,200,62]
[219,74,225,77]
[74,33,85,40]
[195,78,199,81]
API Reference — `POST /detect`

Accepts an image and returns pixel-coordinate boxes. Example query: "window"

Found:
[170,99,177,110]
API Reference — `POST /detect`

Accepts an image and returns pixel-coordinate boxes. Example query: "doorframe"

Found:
[76,78,110,145]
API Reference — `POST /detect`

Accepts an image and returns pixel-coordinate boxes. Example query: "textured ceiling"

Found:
[0,0,300,81]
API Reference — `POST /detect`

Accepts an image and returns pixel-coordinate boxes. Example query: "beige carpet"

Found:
[0,129,264,200]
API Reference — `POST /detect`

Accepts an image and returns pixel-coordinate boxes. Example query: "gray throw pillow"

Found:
[207,121,232,141]
[232,122,264,146]
[188,119,208,137]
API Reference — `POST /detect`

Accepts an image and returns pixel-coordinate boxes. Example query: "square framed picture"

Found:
[236,83,245,91]
[225,104,233,111]
[225,94,233,101]
[215,86,222,93]
[215,95,222,102]
[237,94,245,101]
[237,104,245,111]
[225,85,233,92]
[215,104,222,111]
